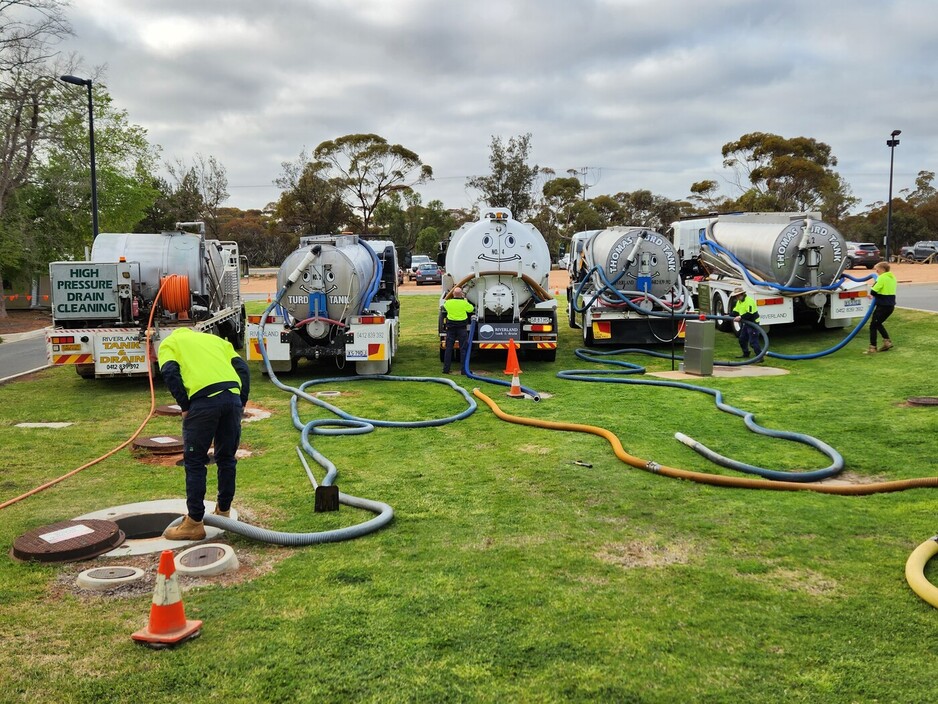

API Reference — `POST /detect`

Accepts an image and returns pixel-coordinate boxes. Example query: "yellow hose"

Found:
[906,537,938,608]
[472,389,938,496]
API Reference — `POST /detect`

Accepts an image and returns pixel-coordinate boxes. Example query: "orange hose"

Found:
[473,389,938,496]
[0,280,175,511]
[159,274,190,315]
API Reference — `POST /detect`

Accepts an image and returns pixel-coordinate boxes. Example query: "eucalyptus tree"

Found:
[313,134,432,233]
[466,133,539,220]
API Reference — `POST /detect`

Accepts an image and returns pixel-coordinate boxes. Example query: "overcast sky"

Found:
[60,0,935,216]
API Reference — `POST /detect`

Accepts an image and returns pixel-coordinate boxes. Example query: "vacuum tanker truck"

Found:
[247,234,400,375]
[46,222,246,379]
[673,212,870,332]
[438,208,557,361]
[567,227,691,345]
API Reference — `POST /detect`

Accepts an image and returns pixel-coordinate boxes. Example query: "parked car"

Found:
[414,262,443,286]
[408,255,433,280]
[901,240,938,262]
[845,242,881,269]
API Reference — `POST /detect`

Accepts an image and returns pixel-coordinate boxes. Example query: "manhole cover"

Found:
[76,565,146,591]
[12,519,125,563]
[908,397,938,406]
[180,545,226,568]
[88,566,138,579]
[155,404,183,416]
[175,543,239,576]
[133,435,184,454]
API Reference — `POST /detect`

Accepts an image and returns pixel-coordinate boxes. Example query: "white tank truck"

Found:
[247,234,400,375]
[566,227,691,346]
[672,212,870,333]
[438,208,558,362]
[46,222,246,379]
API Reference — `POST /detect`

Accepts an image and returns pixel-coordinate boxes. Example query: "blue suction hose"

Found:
[557,348,844,481]
[184,286,477,546]
[461,318,541,401]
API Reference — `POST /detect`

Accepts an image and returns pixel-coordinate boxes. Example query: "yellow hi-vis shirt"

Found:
[443,297,474,323]
[158,328,241,400]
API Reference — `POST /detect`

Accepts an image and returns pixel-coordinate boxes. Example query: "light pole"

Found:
[60,75,99,239]
[885,129,901,262]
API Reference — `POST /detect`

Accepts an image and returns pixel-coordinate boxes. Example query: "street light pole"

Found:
[59,75,99,239]
[885,129,901,262]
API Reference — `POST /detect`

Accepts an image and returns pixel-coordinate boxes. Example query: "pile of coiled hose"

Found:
[173,286,478,546]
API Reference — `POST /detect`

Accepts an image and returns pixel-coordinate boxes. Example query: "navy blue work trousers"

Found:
[182,391,243,521]
[443,322,469,373]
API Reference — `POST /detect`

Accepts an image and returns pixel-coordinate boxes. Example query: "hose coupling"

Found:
[645,461,662,473]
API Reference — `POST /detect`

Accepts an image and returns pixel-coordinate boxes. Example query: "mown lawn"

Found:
[1,294,937,703]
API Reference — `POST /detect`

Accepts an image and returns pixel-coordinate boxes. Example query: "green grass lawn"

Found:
[2,295,938,703]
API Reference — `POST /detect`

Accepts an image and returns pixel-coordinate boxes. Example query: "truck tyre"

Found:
[76,363,95,380]
[713,296,733,333]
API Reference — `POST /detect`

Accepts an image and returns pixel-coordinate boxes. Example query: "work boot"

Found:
[879,339,893,352]
[163,515,206,541]
[864,345,877,355]
[212,505,230,518]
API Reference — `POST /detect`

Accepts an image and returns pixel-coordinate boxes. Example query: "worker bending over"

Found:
[158,328,250,540]
[730,287,762,359]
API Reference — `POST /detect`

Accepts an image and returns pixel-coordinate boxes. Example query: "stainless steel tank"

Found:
[91,231,224,301]
[703,215,847,287]
[277,235,377,338]
[584,227,680,298]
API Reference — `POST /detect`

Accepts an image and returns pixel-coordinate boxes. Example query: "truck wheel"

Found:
[713,296,733,333]
[76,364,95,380]
[537,348,558,362]
[583,324,594,347]
[231,306,246,349]
[567,288,579,328]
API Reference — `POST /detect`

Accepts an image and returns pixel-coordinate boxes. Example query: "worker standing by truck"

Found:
[866,261,897,354]
[158,328,250,540]
[731,286,762,359]
[441,287,475,374]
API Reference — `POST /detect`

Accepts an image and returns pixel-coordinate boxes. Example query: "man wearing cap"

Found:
[730,287,762,359]
[442,286,475,374]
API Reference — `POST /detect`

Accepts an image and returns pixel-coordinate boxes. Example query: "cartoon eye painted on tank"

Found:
[325,270,335,283]
[302,271,311,282]
[482,235,494,248]
[505,235,516,248]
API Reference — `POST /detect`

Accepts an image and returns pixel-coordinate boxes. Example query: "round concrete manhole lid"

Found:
[154,404,183,416]
[133,435,184,454]
[175,543,239,576]
[76,566,146,591]
[907,397,938,406]
[12,519,125,563]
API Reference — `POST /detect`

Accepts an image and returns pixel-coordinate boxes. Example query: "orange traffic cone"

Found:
[505,339,524,399]
[132,549,202,648]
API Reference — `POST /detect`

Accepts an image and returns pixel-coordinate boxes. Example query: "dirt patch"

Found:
[0,308,52,335]
[596,537,695,568]
[740,566,839,597]
[47,539,290,602]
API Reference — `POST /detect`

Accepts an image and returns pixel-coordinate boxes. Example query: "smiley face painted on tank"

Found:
[477,222,530,264]
[298,266,338,294]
